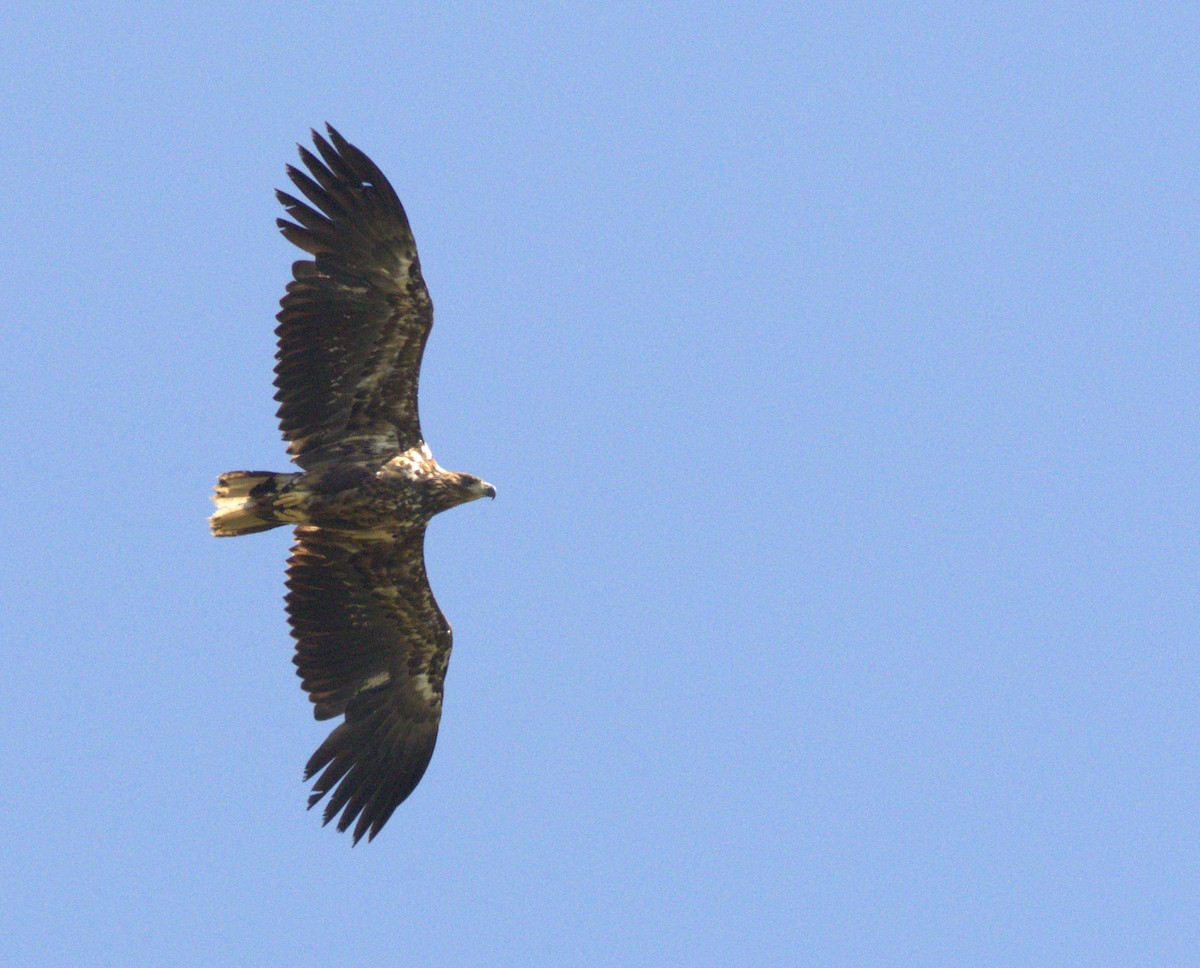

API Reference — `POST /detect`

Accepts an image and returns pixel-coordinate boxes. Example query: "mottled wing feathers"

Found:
[286,527,451,843]
[274,125,433,470]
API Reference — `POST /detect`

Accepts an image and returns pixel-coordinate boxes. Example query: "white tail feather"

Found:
[210,471,282,536]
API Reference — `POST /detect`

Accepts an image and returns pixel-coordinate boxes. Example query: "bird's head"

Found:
[456,474,497,503]
[424,471,496,514]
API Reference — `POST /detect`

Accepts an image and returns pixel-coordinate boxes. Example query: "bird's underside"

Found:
[209,126,492,844]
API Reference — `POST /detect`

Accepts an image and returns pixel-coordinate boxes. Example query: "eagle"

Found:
[210,126,494,844]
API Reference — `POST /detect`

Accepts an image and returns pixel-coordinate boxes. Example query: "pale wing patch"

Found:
[358,670,391,692]
[380,443,440,480]
[411,672,440,705]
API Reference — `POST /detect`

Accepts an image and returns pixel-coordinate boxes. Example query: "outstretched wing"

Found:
[274,125,433,470]
[285,526,451,843]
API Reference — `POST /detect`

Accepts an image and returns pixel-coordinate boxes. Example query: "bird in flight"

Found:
[211,125,494,843]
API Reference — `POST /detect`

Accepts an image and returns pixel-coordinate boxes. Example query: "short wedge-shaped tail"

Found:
[210,471,295,536]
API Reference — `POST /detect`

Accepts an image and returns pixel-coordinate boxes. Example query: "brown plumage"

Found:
[210,126,494,844]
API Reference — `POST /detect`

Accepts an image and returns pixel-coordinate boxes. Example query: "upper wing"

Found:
[274,125,433,470]
[285,526,451,843]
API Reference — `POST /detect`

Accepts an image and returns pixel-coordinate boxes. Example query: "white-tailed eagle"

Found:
[210,126,494,844]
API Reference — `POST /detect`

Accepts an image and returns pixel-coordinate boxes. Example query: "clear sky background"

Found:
[2,4,1196,966]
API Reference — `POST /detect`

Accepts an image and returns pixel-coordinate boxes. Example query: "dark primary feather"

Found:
[274,124,434,471]
[286,527,451,843]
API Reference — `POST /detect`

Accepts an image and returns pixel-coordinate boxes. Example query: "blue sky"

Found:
[2,3,1197,965]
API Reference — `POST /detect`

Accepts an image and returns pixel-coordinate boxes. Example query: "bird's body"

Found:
[210,126,492,844]
[213,445,490,537]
